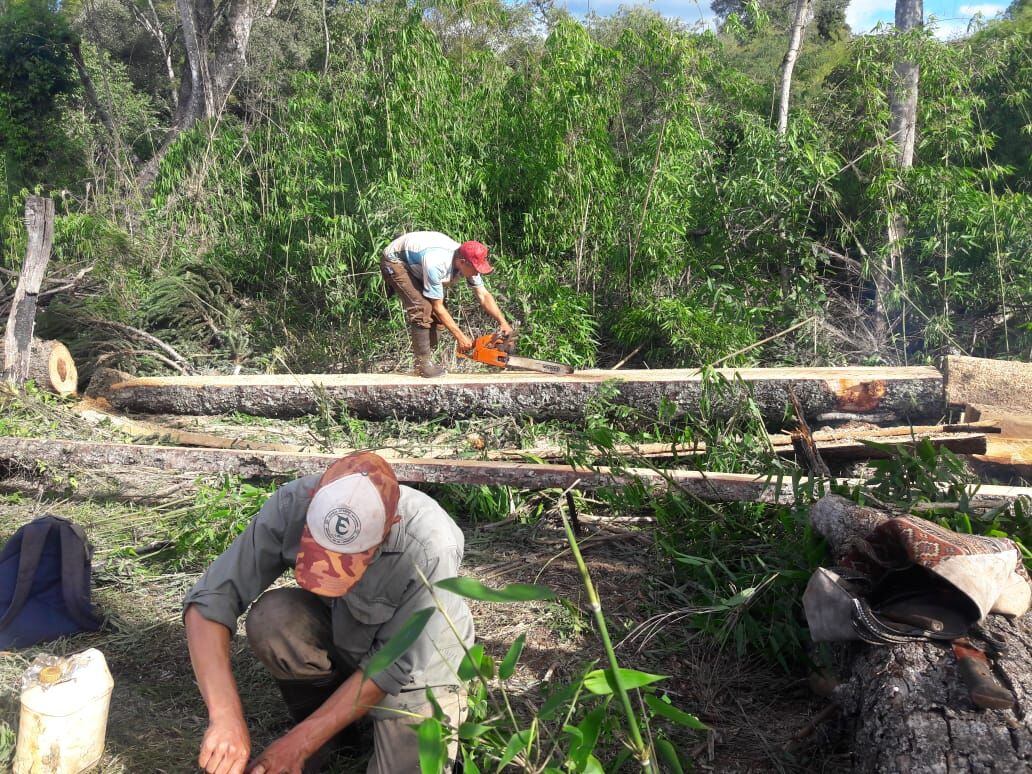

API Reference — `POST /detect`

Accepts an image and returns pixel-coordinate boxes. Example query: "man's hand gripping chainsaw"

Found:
[457,330,574,375]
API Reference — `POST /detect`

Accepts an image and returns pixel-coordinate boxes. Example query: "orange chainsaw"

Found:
[457,331,574,375]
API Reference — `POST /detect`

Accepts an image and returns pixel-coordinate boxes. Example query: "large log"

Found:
[1,437,1030,508]
[93,366,945,423]
[971,438,1032,480]
[3,197,55,385]
[945,355,1032,410]
[811,495,1032,772]
[0,339,78,396]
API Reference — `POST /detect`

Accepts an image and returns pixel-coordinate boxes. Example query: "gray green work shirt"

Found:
[183,476,474,716]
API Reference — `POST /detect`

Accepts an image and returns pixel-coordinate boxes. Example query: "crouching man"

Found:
[183,452,473,774]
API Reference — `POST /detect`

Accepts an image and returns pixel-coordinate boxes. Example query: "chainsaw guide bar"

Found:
[457,333,575,375]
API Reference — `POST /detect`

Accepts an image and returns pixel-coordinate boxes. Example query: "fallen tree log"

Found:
[1,437,1029,508]
[811,495,1032,772]
[0,339,78,396]
[90,366,945,423]
[945,355,1032,410]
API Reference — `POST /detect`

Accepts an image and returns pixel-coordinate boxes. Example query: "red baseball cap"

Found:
[294,452,400,597]
[457,241,493,275]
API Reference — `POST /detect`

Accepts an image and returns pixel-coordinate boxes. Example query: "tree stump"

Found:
[0,339,77,396]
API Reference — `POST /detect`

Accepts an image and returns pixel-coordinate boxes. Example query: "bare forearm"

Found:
[289,671,387,755]
[475,289,510,330]
[185,605,245,722]
[430,300,462,339]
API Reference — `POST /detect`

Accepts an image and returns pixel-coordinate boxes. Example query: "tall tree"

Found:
[776,0,813,134]
[137,0,274,187]
[875,0,922,347]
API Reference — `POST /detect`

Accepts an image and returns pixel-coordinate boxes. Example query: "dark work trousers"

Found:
[380,256,437,329]
[245,587,465,773]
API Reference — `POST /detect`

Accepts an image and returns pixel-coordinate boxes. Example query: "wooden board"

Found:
[93,366,945,423]
[964,404,1032,439]
[944,355,1032,410]
[1,437,1028,508]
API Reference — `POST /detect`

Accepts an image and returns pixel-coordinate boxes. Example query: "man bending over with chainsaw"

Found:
[381,231,512,378]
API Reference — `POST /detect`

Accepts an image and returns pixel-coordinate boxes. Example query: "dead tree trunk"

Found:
[875,0,923,347]
[777,0,814,135]
[4,197,54,385]
[811,495,1032,772]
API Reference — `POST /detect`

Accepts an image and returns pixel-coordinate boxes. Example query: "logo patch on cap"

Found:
[323,506,362,546]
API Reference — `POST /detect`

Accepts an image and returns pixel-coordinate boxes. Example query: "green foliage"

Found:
[0,0,81,190]
[0,720,14,770]
[169,479,274,569]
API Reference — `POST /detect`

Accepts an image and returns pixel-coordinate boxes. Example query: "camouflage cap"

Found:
[294,452,400,597]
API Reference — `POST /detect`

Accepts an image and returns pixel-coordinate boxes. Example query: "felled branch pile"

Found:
[90,365,945,423]
[811,495,1032,772]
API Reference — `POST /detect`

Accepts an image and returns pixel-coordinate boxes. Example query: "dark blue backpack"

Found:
[0,515,103,649]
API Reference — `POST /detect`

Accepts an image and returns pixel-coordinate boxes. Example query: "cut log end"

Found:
[0,338,78,396]
[45,341,78,396]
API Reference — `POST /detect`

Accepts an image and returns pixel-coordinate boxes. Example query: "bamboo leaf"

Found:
[362,608,434,679]
[644,693,708,729]
[583,667,667,695]
[499,634,526,680]
[436,576,556,603]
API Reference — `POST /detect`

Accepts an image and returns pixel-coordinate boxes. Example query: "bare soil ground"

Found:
[0,490,842,773]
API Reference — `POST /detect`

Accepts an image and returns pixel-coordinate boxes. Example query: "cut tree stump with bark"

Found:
[3,196,56,387]
[0,339,78,396]
[811,495,1032,772]
[91,366,945,423]
[945,356,1032,411]
[1,437,1030,508]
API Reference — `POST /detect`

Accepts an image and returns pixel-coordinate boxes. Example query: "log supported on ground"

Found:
[811,495,1032,772]
[0,339,77,396]
[945,355,1032,410]
[1,437,1030,508]
[92,366,945,423]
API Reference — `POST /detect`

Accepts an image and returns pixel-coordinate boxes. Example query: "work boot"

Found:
[276,677,365,773]
[410,325,445,378]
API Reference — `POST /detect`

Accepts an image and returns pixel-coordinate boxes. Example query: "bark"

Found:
[837,611,1032,773]
[91,366,946,423]
[1,438,1029,508]
[138,0,266,190]
[0,340,77,396]
[0,436,802,501]
[812,496,1032,773]
[876,0,923,347]
[944,356,1032,412]
[4,197,54,385]
[777,0,814,135]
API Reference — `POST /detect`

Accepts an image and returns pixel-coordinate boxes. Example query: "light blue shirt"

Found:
[383,231,485,300]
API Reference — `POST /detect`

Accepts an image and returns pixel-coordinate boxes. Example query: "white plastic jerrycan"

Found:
[13,648,114,774]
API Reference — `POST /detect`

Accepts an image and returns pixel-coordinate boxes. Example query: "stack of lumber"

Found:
[946,356,1032,479]
[87,365,945,423]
